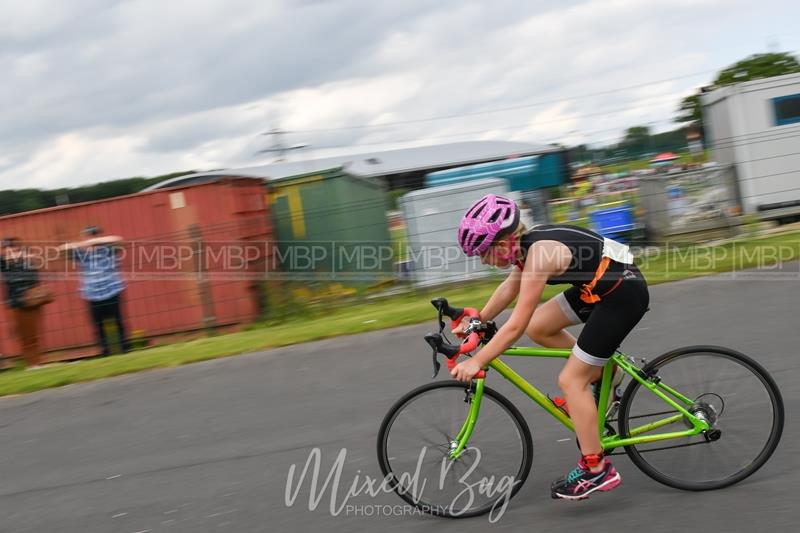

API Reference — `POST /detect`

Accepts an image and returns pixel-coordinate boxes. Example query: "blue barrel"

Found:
[589,204,635,241]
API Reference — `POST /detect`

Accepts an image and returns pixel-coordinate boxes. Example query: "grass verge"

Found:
[1,230,798,397]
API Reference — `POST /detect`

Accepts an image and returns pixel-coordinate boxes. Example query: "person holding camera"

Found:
[60,226,130,356]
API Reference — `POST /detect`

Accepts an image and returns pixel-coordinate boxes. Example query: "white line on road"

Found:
[207,510,239,518]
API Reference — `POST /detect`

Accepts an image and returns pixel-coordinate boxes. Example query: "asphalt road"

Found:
[1,263,798,533]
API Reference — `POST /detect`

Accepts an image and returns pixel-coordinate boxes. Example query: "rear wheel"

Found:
[618,346,784,490]
[377,381,533,518]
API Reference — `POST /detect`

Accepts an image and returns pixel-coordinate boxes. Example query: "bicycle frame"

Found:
[449,347,711,459]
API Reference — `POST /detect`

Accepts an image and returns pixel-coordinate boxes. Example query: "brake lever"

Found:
[425,333,443,378]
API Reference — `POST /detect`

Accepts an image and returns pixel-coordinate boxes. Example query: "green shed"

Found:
[267,167,393,282]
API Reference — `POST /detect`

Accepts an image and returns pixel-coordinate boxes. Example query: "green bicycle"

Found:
[376,298,784,518]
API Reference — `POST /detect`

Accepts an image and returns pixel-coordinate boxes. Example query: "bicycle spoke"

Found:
[402,408,453,444]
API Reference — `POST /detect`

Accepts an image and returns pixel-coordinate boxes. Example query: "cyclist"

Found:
[450,194,649,500]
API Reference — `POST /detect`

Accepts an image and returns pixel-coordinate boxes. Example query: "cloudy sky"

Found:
[1,0,799,190]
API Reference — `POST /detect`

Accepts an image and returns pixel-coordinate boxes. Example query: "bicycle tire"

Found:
[377,381,533,518]
[618,345,784,491]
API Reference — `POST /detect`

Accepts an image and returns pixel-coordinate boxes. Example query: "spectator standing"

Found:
[61,226,130,356]
[0,237,50,368]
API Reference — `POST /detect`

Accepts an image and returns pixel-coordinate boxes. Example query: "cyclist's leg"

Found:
[525,293,581,349]
[559,355,604,453]
[552,354,620,500]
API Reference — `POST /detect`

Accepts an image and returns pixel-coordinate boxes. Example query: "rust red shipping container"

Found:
[0,177,274,361]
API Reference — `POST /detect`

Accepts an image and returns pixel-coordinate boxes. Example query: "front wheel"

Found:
[618,346,784,490]
[377,381,533,518]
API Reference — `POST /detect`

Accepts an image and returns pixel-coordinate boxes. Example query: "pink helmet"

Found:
[457,194,520,256]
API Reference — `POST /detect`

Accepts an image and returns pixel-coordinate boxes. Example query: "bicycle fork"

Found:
[449,379,486,460]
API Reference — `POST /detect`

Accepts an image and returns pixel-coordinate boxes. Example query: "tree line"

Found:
[0,171,195,217]
[570,126,691,163]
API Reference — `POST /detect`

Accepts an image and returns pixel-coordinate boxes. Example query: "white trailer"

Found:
[701,72,800,221]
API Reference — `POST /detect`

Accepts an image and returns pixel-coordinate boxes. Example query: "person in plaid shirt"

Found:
[61,226,130,356]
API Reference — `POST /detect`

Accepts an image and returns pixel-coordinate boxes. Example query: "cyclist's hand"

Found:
[450,359,482,382]
[452,316,471,337]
